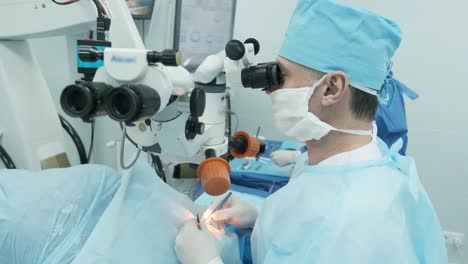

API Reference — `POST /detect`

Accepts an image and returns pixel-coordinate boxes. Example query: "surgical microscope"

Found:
[0,0,284,196]
[59,24,283,195]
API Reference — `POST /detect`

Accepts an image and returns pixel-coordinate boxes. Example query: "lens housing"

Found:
[241,62,283,91]
[107,84,161,123]
[60,82,111,121]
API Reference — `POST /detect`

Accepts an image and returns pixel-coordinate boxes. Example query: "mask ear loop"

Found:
[306,74,329,99]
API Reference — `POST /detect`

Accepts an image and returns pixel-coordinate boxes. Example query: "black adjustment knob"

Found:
[225,40,245,61]
[259,142,266,154]
[244,38,260,55]
[185,117,205,140]
[228,136,248,154]
[161,49,181,66]
[205,149,216,159]
[147,50,181,66]
[192,122,205,135]
[78,46,103,62]
[190,88,206,117]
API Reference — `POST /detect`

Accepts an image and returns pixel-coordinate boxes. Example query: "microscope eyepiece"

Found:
[107,84,161,123]
[241,62,283,91]
[60,82,111,121]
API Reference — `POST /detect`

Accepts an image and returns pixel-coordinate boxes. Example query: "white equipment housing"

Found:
[0,0,144,170]
[118,41,259,165]
[0,1,96,169]
[0,0,254,175]
[109,0,235,166]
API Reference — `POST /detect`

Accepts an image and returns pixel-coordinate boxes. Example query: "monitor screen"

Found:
[175,0,236,71]
[126,0,155,19]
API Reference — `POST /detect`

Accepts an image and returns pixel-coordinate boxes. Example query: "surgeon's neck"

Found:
[305,122,373,165]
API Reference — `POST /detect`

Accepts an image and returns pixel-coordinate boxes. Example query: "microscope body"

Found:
[61,39,270,195]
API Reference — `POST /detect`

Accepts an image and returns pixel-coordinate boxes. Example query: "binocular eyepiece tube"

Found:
[241,62,283,92]
[61,82,161,123]
[60,82,112,122]
[106,84,161,123]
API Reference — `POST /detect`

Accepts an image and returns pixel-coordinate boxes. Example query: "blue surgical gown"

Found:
[251,139,447,263]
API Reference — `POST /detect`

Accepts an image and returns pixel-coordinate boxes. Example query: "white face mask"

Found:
[270,74,372,142]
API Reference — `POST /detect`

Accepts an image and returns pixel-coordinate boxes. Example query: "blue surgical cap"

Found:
[279,0,402,94]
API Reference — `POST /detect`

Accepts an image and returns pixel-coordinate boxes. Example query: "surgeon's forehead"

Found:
[276,56,312,74]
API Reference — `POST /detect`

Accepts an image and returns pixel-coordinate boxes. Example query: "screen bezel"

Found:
[173,0,237,70]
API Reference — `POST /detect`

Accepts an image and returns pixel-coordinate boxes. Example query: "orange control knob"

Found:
[197,157,231,196]
[230,131,261,159]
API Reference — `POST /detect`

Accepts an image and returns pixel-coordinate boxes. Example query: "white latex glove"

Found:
[203,193,259,229]
[270,150,301,167]
[175,219,222,264]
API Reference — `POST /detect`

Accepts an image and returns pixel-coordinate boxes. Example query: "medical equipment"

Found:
[210,192,233,216]
[0,144,15,169]
[60,48,182,123]
[175,0,237,71]
[194,39,283,93]
[0,0,150,170]
[54,0,265,195]
[224,39,283,91]
[61,43,265,195]
[0,0,97,170]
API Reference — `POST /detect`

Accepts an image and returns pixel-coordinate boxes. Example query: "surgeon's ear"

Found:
[322,71,349,106]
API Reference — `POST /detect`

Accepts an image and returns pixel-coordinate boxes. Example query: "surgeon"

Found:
[174,0,448,263]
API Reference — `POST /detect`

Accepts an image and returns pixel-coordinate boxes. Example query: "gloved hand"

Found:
[270,150,301,167]
[175,219,222,264]
[204,193,259,229]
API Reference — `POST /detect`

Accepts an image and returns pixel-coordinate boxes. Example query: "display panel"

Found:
[175,0,236,71]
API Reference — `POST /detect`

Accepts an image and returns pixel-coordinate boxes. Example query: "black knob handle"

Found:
[190,88,206,117]
[185,117,205,140]
[244,38,260,55]
[205,149,216,159]
[192,121,205,135]
[147,50,181,66]
[78,46,103,62]
[225,40,245,61]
